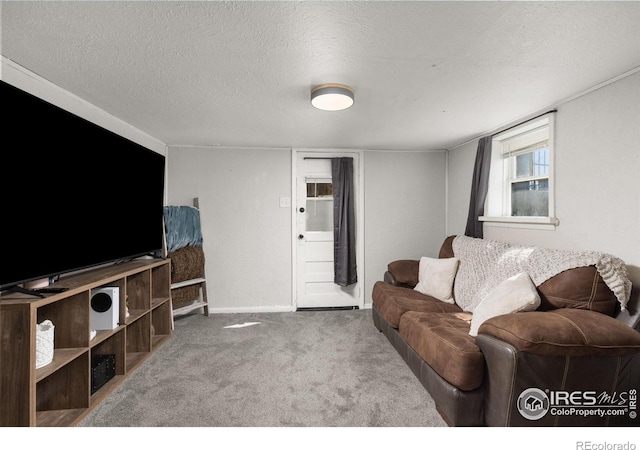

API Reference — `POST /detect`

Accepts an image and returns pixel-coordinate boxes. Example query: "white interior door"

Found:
[295,152,361,309]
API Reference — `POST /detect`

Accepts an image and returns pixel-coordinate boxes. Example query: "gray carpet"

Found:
[78,309,447,427]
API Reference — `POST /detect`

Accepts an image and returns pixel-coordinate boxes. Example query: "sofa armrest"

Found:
[385,259,419,288]
[476,333,640,426]
[478,309,640,356]
[476,310,640,426]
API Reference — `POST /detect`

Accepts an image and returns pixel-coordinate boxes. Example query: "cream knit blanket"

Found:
[452,235,632,313]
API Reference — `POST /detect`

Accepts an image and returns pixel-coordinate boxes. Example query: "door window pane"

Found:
[307,182,333,197]
[306,182,333,231]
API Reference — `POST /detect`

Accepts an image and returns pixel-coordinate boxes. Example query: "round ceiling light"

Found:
[310,83,354,111]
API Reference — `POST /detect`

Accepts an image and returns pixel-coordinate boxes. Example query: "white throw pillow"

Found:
[413,256,459,304]
[468,272,541,337]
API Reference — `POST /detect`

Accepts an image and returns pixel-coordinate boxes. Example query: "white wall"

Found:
[446,142,476,235]
[167,146,293,312]
[167,147,448,311]
[447,71,640,286]
[363,151,448,307]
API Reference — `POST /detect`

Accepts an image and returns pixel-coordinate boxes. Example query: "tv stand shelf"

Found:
[0,258,172,427]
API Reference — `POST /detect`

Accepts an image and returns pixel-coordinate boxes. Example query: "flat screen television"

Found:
[0,79,166,294]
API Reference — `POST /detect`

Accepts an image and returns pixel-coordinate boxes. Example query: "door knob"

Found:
[298,234,304,240]
[299,207,305,213]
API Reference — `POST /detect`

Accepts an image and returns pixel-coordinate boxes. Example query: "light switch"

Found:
[279,197,291,208]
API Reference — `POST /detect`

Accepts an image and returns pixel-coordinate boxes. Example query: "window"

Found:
[305,181,333,231]
[482,112,558,228]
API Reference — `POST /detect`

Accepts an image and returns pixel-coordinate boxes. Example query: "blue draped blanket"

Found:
[164,205,203,252]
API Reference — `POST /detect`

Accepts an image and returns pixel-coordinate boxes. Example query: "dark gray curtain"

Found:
[464,136,492,238]
[331,157,357,286]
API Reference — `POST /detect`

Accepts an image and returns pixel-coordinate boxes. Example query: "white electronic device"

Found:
[90,287,120,330]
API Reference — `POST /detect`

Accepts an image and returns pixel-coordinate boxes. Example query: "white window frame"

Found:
[480,112,558,230]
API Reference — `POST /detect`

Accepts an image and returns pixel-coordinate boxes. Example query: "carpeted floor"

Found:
[78,308,447,427]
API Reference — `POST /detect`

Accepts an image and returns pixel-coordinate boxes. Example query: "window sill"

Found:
[479,216,559,231]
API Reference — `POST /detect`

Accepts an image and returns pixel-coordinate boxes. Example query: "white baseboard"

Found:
[207,305,296,314]
[207,304,372,314]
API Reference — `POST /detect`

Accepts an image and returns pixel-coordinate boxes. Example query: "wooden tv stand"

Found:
[0,258,172,427]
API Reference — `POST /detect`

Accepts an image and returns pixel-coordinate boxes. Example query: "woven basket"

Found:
[36,320,55,369]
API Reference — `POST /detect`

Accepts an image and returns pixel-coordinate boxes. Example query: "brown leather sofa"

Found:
[372,236,640,426]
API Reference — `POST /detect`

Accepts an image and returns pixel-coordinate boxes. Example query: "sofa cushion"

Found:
[537,266,618,316]
[400,311,484,391]
[478,309,640,356]
[469,272,541,337]
[372,281,463,328]
[414,256,459,304]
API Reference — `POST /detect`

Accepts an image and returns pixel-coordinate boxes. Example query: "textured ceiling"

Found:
[2,1,640,150]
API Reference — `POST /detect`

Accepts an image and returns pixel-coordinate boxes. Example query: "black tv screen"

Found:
[0,80,166,292]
